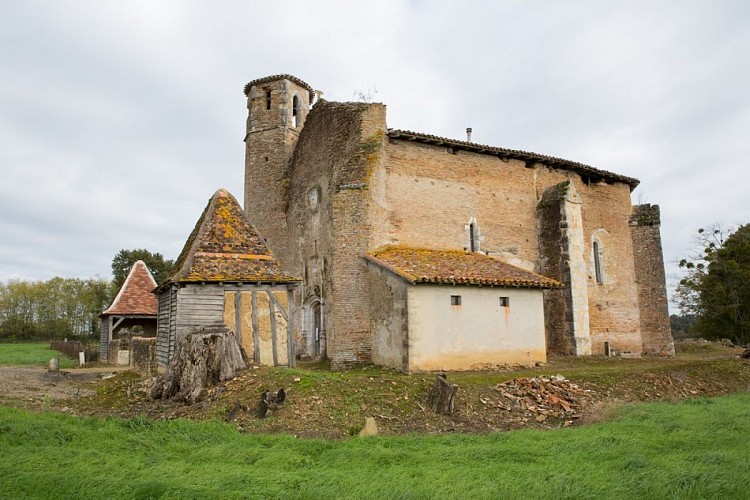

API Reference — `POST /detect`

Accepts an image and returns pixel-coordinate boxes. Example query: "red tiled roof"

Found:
[157,189,300,290]
[365,246,562,289]
[102,260,158,316]
[387,129,640,189]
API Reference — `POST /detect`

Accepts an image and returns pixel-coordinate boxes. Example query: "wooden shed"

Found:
[154,189,301,368]
[99,260,158,360]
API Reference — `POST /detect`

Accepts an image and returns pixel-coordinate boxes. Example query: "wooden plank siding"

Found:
[156,287,173,367]
[99,317,110,360]
[157,283,296,367]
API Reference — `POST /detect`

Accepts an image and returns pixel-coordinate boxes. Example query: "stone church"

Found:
[242,74,674,371]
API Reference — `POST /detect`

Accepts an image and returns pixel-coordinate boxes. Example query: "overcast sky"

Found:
[2,1,749,309]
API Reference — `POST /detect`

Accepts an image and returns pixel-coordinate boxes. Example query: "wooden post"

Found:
[289,289,296,368]
[251,291,260,363]
[268,291,279,366]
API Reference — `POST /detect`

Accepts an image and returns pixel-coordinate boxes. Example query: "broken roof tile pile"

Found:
[159,189,300,289]
[366,246,562,289]
[102,261,158,316]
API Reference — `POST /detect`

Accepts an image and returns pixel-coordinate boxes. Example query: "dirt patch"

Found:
[3,342,750,438]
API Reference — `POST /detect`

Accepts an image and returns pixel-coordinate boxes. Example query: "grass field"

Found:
[0,343,77,368]
[1,392,748,499]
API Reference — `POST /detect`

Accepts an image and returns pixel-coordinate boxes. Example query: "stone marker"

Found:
[48,357,59,373]
[359,417,379,436]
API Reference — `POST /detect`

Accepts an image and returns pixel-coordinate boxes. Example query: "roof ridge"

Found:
[387,129,639,189]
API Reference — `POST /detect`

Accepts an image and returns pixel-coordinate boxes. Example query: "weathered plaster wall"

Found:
[630,204,675,356]
[407,285,546,371]
[367,264,408,371]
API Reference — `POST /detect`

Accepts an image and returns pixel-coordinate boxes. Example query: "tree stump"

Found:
[426,373,458,414]
[150,325,246,404]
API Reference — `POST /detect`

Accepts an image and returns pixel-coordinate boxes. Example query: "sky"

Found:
[2,1,749,310]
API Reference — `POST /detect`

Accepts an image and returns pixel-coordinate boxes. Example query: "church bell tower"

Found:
[243,74,314,256]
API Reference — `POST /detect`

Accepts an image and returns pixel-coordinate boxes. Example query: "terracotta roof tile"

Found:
[387,129,639,189]
[102,260,158,316]
[366,246,562,289]
[158,189,300,290]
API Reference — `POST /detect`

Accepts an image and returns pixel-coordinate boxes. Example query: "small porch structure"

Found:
[99,260,158,362]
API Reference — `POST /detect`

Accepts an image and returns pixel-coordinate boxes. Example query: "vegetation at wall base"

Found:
[1,393,749,499]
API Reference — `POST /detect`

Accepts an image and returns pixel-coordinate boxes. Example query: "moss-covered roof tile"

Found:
[366,246,562,289]
[158,189,300,290]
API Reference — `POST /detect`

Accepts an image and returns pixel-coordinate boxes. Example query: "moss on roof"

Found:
[366,246,562,289]
[158,189,300,290]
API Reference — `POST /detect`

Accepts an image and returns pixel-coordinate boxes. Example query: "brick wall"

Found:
[378,138,647,356]
[630,204,675,355]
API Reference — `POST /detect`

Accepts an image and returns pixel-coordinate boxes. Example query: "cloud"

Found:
[1,0,749,317]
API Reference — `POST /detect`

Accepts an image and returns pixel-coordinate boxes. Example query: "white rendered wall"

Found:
[407,285,546,371]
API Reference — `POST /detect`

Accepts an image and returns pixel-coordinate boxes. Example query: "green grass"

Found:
[0,343,77,368]
[1,392,749,499]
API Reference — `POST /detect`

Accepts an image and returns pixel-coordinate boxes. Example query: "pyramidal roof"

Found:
[158,189,300,289]
[102,260,158,316]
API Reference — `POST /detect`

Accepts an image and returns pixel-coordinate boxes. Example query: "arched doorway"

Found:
[303,297,326,360]
[312,301,322,358]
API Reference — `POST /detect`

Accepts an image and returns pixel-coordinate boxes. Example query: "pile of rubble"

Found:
[489,375,590,425]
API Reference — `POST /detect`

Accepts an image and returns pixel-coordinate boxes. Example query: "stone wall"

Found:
[630,204,675,355]
[244,77,311,269]
[130,336,157,375]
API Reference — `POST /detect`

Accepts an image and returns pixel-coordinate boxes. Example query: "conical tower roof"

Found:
[158,189,300,289]
[102,260,158,316]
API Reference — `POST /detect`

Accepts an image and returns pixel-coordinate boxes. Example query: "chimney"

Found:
[466,127,472,142]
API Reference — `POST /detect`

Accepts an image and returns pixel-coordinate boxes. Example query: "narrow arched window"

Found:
[292,95,301,128]
[593,241,604,284]
[265,90,272,110]
[470,222,477,252]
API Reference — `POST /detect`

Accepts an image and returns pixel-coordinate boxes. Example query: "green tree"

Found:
[677,224,750,345]
[0,277,110,340]
[110,249,174,297]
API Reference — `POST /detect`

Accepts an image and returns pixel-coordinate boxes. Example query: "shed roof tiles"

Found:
[366,246,562,289]
[102,260,158,316]
[157,189,300,290]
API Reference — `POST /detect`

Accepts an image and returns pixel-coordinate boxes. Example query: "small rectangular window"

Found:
[499,297,510,307]
[450,295,462,306]
[265,90,272,110]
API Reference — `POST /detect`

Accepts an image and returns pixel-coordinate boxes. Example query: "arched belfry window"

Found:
[593,240,604,284]
[292,95,301,128]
